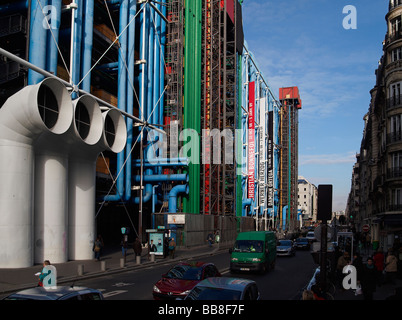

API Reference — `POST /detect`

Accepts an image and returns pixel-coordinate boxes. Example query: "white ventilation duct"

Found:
[0,78,73,268]
[34,94,103,264]
[68,107,127,260]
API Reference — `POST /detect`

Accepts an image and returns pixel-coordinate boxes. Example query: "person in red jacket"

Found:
[373,249,385,285]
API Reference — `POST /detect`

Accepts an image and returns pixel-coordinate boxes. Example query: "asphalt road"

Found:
[70,248,317,300]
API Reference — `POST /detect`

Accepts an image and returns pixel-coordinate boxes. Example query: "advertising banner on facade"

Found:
[267,111,274,208]
[248,81,255,199]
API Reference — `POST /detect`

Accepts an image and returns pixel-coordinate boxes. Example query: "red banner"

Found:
[248,82,255,199]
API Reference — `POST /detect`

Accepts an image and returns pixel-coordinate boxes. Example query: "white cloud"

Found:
[299,152,356,165]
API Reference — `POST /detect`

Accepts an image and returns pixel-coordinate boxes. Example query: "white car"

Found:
[306,231,316,242]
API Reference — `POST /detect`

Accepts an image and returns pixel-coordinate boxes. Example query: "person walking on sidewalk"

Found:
[168,238,176,259]
[121,235,128,259]
[93,235,103,261]
[385,249,398,284]
[133,237,142,257]
[361,257,379,300]
[207,232,214,247]
[373,249,385,285]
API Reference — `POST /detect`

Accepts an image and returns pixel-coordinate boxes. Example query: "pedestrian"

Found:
[168,237,176,259]
[361,257,378,300]
[373,249,385,285]
[133,237,142,257]
[36,260,51,287]
[352,252,364,283]
[93,235,103,261]
[385,249,398,284]
[206,232,214,247]
[336,251,350,289]
[121,235,128,259]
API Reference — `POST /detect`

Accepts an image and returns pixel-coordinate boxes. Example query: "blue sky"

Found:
[241,0,388,211]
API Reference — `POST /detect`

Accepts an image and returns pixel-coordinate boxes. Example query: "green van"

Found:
[229,231,277,273]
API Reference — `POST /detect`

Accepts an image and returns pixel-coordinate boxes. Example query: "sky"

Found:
[241,0,388,211]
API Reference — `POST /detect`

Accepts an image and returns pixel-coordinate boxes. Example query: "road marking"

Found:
[103,290,128,298]
[113,282,134,287]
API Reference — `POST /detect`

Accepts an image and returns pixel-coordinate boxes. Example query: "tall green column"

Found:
[183,0,201,214]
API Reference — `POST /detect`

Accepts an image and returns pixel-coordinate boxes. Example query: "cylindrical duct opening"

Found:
[37,78,73,135]
[102,108,127,153]
[73,95,103,145]
[0,78,72,268]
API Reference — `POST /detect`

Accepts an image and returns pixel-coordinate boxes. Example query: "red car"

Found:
[152,261,221,300]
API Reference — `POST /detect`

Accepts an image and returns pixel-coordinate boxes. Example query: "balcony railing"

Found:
[387,132,402,144]
[387,167,402,179]
[390,1,402,11]
[387,95,402,110]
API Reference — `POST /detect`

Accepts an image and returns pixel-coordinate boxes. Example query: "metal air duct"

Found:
[69,106,127,260]
[0,78,73,268]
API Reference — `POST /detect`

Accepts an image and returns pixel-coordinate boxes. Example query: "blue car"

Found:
[184,277,260,300]
[276,240,296,256]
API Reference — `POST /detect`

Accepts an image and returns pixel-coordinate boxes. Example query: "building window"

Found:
[391,188,402,210]
[390,114,402,142]
[392,47,402,62]
[391,16,402,37]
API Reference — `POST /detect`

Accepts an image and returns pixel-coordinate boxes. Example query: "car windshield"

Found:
[278,240,292,246]
[165,265,203,280]
[186,287,241,300]
[296,238,308,243]
[233,240,263,253]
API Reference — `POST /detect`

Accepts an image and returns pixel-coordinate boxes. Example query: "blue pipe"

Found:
[134,4,152,205]
[124,0,136,201]
[282,206,288,231]
[134,174,188,183]
[96,62,119,70]
[81,0,94,92]
[28,0,48,85]
[0,1,28,14]
[133,158,188,164]
[46,0,62,75]
[242,199,252,216]
[103,0,128,201]
[169,185,189,213]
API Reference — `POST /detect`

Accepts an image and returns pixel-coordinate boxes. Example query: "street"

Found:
[69,248,316,300]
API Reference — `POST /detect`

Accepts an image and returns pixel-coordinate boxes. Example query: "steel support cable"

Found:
[76,3,146,90]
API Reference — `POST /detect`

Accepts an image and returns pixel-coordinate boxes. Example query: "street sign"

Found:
[362,224,370,232]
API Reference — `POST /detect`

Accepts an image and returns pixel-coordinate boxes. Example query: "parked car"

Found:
[306,231,316,242]
[294,237,310,250]
[276,239,296,256]
[152,261,221,300]
[184,277,260,300]
[3,286,104,300]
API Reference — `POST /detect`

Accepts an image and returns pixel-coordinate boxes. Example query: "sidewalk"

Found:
[333,248,402,300]
[0,243,229,296]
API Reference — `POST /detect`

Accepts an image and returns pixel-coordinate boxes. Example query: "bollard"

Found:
[100,260,106,271]
[120,258,125,268]
[150,254,155,262]
[77,264,84,276]
[136,255,141,265]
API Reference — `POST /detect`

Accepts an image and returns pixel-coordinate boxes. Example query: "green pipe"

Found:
[183,0,201,214]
